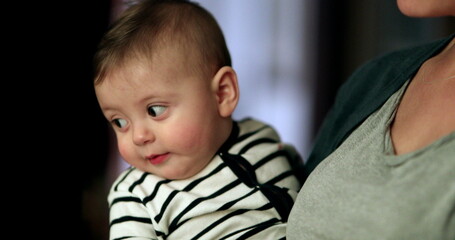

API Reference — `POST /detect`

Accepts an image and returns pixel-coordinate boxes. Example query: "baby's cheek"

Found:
[117,142,135,164]
[172,125,205,151]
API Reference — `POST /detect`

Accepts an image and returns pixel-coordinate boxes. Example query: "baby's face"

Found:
[95,52,225,179]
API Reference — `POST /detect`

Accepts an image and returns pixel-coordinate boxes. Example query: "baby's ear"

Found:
[211,66,240,117]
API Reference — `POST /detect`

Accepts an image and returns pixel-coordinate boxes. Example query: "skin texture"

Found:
[391,38,455,155]
[95,46,239,180]
[397,0,455,17]
[390,1,455,155]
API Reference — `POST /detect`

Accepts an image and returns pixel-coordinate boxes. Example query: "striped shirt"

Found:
[108,118,304,240]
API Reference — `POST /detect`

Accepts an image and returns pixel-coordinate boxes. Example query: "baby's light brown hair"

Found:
[93,0,231,85]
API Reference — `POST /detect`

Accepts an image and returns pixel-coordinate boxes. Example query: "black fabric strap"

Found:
[219,151,294,222]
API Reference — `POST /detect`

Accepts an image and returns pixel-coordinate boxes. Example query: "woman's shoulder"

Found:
[335,34,454,108]
[347,34,454,87]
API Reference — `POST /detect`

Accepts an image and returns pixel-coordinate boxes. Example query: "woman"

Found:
[287,0,455,239]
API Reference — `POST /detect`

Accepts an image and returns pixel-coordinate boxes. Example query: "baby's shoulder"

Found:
[237,117,280,141]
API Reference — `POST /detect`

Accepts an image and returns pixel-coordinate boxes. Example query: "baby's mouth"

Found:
[147,153,170,165]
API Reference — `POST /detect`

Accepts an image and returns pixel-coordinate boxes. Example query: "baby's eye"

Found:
[148,105,167,117]
[112,118,127,128]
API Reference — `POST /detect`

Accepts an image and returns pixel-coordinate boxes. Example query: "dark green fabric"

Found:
[304,33,455,179]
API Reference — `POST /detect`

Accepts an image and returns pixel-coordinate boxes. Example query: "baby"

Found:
[93,0,304,239]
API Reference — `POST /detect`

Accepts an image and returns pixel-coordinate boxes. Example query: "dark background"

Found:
[14,1,453,239]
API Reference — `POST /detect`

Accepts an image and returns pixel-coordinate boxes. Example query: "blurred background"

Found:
[27,0,453,239]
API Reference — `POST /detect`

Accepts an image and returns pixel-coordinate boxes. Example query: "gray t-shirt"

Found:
[287,81,455,240]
